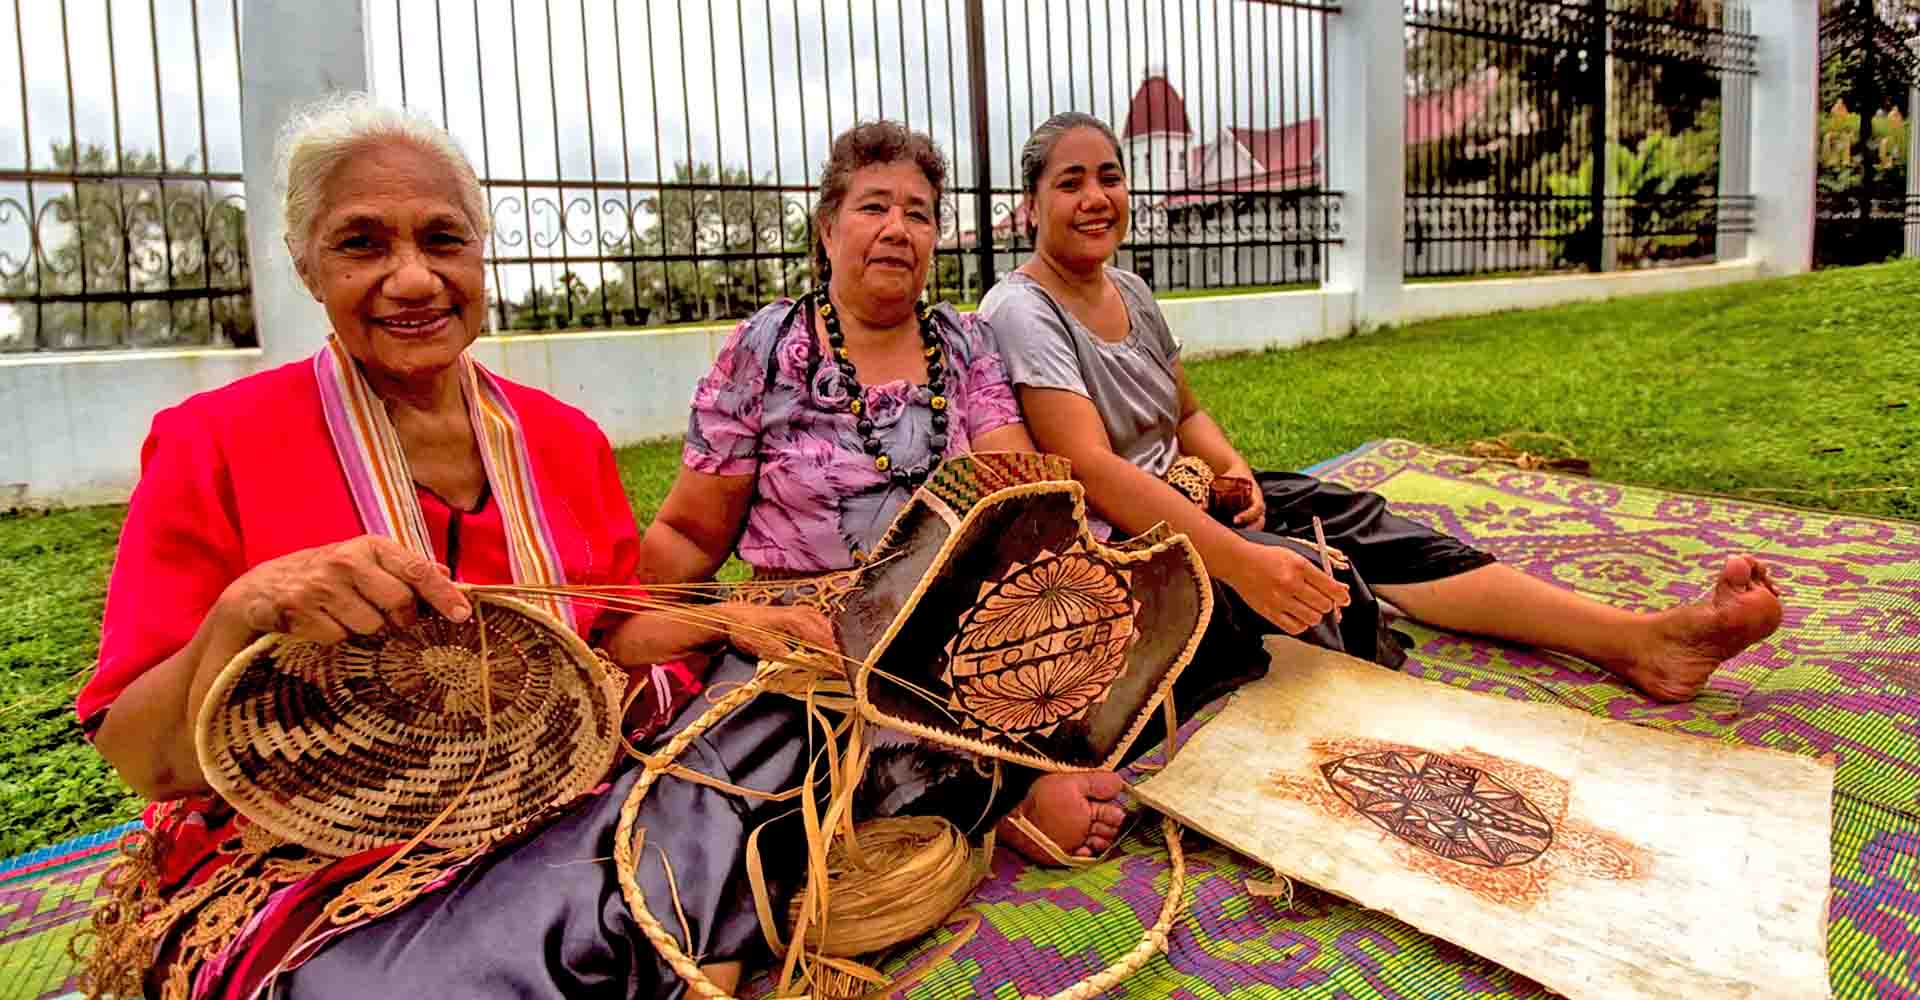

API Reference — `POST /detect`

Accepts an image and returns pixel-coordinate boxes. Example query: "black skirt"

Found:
[1133,471,1496,756]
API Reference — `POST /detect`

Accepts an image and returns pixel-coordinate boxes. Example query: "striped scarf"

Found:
[313,335,572,628]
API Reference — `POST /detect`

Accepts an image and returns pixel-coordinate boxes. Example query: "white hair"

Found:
[277,92,490,267]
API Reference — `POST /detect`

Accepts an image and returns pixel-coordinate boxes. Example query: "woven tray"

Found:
[196,594,623,857]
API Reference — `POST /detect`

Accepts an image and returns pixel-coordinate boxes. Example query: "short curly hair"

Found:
[812,121,948,273]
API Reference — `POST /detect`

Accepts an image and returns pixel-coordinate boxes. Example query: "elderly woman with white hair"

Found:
[77,94,826,999]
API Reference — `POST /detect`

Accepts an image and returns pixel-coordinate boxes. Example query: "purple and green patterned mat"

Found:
[5,440,1916,999]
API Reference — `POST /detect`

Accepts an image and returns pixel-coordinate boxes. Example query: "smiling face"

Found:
[295,139,486,387]
[1030,126,1130,270]
[819,159,937,319]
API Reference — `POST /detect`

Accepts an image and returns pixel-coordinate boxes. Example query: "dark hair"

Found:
[1018,112,1125,237]
[812,120,949,273]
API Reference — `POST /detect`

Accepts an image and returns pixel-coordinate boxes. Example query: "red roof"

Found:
[1405,69,1499,148]
[1170,69,1502,202]
[1122,76,1193,138]
[1225,120,1322,189]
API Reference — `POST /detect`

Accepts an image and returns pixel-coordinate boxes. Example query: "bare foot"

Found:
[997,772,1128,865]
[1613,556,1783,702]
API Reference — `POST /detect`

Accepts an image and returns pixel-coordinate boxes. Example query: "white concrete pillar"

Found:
[1907,83,1920,258]
[1747,0,1818,276]
[1716,6,1754,263]
[1599,12,1619,273]
[241,1,371,365]
[1324,2,1405,330]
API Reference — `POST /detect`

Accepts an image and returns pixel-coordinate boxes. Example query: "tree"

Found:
[503,267,642,332]
[1543,126,1719,267]
[1819,0,1920,204]
[1819,102,1910,196]
[1404,1,1722,194]
[2,142,252,351]
[498,161,812,331]
[633,161,810,324]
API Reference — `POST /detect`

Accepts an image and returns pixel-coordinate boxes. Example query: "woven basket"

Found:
[196,594,623,858]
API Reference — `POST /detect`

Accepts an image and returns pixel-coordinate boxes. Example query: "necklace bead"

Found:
[816,287,948,496]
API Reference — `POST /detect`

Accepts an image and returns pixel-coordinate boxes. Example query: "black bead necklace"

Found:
[816,288,949,489]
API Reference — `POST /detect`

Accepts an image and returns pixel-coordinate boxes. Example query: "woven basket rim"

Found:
[194,591,621,857]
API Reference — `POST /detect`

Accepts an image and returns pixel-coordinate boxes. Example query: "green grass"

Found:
[613,436,686,526]
[0,506,144,857]
[1186,261,1920,520]
[3,259,1916,858]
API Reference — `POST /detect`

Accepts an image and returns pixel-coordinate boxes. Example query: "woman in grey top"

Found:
[977,112,1785,732]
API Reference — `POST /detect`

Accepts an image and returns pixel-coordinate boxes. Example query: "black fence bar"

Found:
[1403,0,1756,280]
[0,0,249,352]
[965,0,994,291]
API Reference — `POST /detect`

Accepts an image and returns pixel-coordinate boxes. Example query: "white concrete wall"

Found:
[0,349,265,508]
[466,325,725,444]
[1162,288,1355,359]
[1397,261,1762,326]
[1908,82,1920,260]
[0,263,1764,508]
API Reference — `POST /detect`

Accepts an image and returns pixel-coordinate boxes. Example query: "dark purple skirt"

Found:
[274,651,814,1000]
[270,650,1026,999]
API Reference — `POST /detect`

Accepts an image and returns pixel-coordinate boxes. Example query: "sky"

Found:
[0,0,1327,316]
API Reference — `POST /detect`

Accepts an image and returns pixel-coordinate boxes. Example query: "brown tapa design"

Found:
[1271,737,1645,908]
[842,452,1212,771]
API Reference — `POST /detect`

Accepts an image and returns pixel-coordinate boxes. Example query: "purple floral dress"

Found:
[684,298,1023,574]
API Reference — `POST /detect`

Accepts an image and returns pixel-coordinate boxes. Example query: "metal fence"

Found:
[0,0,1780,350]
[369,0,1340,333]
[0,0,249,352]
[1815,0,1920,268]
[1401,0,1756,279]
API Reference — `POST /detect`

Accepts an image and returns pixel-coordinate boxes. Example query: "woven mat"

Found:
[868,439,1920,999]
[6,439,1916,999]
[0,822,136,1000]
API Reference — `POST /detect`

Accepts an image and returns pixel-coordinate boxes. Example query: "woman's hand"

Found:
[99,536,470,802]
[720,603,840,662]
[1219,540,1350,635]
[218,535,471,643]
[1221,459,1265,529]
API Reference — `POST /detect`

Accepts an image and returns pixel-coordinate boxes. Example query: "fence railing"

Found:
[1816,191,1920,267]
[0,0,1790,351]
[0,0,248,353]
[1402,0,1756,279]
[368,0,1341,332]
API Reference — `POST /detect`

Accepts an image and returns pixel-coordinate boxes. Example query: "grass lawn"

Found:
[2,259,1916,858]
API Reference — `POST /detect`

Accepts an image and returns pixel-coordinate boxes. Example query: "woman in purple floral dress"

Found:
[673,266,1024,575]
[631,122,1130,992]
